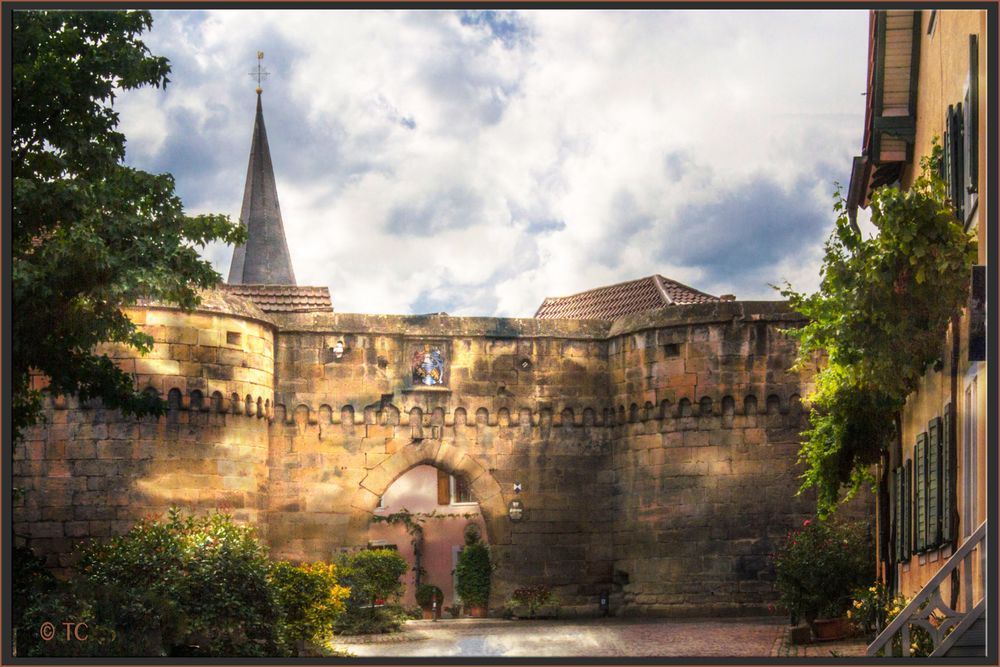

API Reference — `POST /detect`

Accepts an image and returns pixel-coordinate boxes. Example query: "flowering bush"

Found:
[15,510,352,657]
[866,593,936,656]
[506,585,558,617]
[79,509,282,656]
[773,518,873,624]
[849,581,888,636]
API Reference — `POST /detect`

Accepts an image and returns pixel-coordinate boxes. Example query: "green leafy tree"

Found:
[780,146,977,516]
[343,548,408,612]
[11,10,245,442]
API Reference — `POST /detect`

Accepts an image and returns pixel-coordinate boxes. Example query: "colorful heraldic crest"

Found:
[412,346,445,386]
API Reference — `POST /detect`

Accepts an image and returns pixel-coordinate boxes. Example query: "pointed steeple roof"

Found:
[228,92,297,285]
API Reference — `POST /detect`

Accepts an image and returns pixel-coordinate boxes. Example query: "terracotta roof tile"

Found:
[223,284,332,313]
[534,275,718,320]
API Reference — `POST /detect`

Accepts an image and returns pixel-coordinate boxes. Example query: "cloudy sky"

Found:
[117,9,872,316]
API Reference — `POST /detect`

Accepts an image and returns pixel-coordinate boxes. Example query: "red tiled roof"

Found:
[224,284,332,313]
[534,275,718,320]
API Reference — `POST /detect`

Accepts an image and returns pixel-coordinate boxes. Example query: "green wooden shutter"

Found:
[904,460,912,560]
[915,436,927,552]
[942,404,955,544]
[892,466,904,563]
[928,418,942,547]
[964,34,979,215]
[949,104,965,221]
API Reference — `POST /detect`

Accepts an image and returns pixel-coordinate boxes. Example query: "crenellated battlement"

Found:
[265,391,804,431]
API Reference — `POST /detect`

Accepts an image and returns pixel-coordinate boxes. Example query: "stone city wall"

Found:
[12,295,872,614]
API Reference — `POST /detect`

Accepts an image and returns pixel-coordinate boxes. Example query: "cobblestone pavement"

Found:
[773,633,870,658]
[335,617,791,657]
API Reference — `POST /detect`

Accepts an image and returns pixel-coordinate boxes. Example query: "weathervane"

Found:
[249,51,269,94]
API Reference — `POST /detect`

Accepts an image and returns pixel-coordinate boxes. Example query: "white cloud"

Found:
[120,9,870,315]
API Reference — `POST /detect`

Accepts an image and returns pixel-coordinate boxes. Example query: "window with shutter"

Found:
[963,34,979,224]
[904,460,912,560]
[942,404,955,544]
[437,468,451,505]
[894,466,904,562]
[948,104,965,221]
[927,418,942,548]
[451,474,473,504]
[915,435,929,552]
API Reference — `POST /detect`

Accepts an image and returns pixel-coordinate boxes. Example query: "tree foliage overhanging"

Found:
[11,10,246,442]
[780,145,977,517]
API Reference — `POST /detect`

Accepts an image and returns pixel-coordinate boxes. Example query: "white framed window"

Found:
[962,376,978,537]
[450,474,475,505]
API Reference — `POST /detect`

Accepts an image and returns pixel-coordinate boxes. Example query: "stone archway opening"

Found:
[366,464,489,611]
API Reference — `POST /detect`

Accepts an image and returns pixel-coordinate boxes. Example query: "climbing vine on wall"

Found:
[369,509,478,587]
[779,144,977,517]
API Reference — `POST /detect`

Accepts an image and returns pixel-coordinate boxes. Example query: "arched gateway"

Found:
[346,440,508,547]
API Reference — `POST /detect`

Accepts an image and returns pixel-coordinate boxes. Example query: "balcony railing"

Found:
[867,520,986,657]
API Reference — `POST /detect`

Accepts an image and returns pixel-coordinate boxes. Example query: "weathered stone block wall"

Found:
[12,398,270,574]
[264,313,617,613]
[13,295,276,572]
[604,303,868,616]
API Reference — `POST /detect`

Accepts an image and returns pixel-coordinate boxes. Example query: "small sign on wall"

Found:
[508,499,524,522]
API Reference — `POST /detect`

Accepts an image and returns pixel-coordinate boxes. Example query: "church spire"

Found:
[228,54,296,286]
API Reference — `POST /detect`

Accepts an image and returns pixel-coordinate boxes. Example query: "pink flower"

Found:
[803,519,811,527]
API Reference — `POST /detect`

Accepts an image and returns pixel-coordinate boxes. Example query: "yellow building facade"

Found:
[847,9,987,656]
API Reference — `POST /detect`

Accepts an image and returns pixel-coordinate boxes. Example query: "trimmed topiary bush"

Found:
[455,533,492,610]
[415,583,443,609]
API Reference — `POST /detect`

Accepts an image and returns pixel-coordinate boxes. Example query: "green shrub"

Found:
[78,509,283,656]
[415,583,443,609]
[773,518,874,625]
[455,536,492,608]
[333,605,410,635]
[270,561,349,648]
[332,548,408,635]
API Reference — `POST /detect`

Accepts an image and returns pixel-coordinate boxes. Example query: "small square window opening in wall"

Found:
[226,331,242,346]
[451,475,474,504]
[663,343,680,357]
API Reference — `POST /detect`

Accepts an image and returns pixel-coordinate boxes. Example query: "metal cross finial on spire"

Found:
[250,51,269,94]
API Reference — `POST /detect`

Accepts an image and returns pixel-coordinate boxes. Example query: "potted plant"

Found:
[455,530,492,618]
[773,518,873,641]
[415,584,443,620]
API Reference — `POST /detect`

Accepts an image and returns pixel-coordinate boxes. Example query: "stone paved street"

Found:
[335,617,798,657]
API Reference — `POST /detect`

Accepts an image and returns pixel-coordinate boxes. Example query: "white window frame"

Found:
[449,475,476,506]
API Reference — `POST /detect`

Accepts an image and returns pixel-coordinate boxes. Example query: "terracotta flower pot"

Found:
[421,607,441,620]
[812,616,850,641]
[468,606,487,618]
